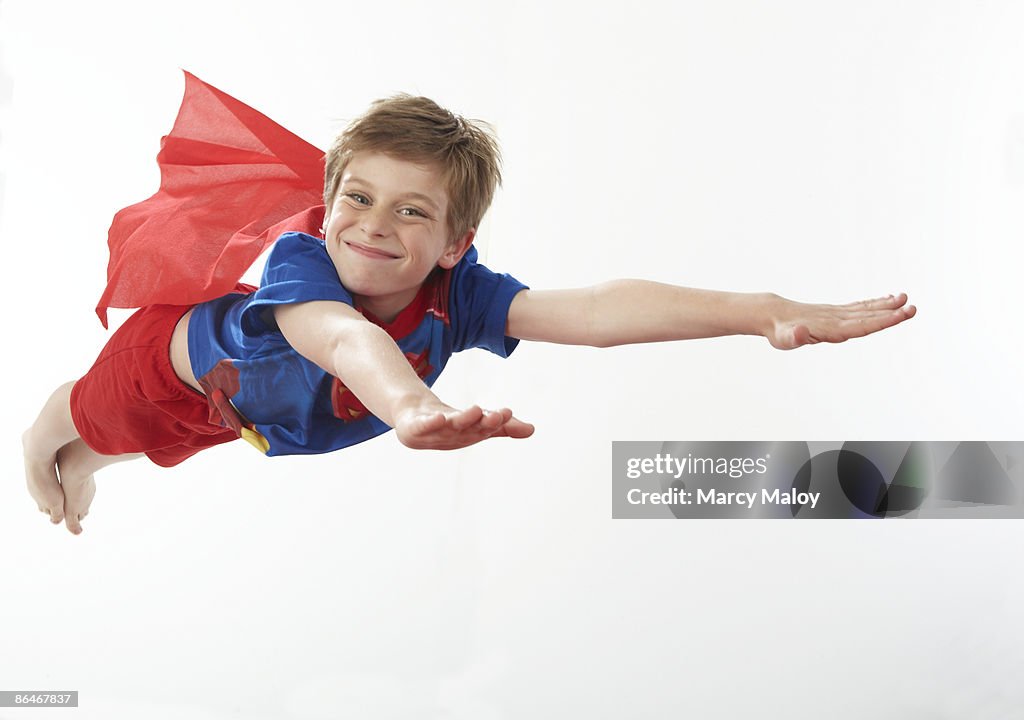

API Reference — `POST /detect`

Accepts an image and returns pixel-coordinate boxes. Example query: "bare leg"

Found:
[23,382,80,525]
[23,381,142,534]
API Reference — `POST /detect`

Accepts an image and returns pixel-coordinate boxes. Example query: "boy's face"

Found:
[323,152,473,322]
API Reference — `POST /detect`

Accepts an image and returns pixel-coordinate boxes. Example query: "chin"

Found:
[339,277,378,296]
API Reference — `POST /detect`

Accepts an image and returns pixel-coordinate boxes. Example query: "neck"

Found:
[353,292,414,325]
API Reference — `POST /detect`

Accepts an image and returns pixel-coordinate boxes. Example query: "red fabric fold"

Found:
[96,71,326,327]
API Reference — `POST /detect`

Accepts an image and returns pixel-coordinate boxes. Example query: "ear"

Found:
[437,228,476,270]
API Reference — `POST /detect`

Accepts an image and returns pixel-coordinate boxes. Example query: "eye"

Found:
[399,207,427,218]
[345,192,370,205]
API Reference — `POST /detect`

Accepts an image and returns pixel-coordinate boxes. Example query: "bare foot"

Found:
[22,430,66,526]
[59,471,96,536]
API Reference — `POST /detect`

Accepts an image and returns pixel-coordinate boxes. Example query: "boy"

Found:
[23,76,916,535]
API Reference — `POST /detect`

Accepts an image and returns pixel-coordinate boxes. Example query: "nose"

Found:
[361,205,392,237]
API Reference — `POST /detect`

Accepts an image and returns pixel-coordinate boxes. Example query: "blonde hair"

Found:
[324,95,502,243]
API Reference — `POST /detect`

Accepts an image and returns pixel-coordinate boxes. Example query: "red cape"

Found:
[96,71,326,327]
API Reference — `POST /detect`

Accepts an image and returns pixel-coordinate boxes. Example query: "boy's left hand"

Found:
[767,293,916,350]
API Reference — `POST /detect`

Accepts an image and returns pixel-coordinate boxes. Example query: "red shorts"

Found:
[70,304,238,467]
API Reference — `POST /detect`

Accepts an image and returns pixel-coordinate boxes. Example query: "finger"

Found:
[446,405,484,431]
[871,304,917,327]
[839,306,916,339]
[408,410,448,436]
[451,407,513,433]
[492,417,535,439]
[844,293,908,311]
[441,409,516,445]
[478,408,513,431]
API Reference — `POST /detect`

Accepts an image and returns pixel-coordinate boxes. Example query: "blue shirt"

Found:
[187,232,527,456]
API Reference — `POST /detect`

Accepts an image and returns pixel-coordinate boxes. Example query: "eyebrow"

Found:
[344,176,442,212]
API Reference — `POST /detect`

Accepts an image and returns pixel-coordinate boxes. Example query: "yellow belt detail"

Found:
[240,427,270,454]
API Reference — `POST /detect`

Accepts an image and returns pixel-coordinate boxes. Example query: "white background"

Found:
[2,1,1022,717]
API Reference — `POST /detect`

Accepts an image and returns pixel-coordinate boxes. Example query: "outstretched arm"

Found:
[275,301,533,449]
[506,281,916,349]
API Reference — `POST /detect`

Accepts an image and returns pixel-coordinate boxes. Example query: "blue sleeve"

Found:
[449,246,528,357]
[240,232,354,336]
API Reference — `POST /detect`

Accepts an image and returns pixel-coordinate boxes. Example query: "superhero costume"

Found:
[95,71,326,328]
[189,232,525,456]
[72,72,527,465]
[70,303,240,467]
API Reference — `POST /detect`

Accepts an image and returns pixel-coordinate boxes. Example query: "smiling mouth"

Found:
[345,241,400,260]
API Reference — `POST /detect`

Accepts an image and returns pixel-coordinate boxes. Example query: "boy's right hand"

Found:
[395,404,534,450]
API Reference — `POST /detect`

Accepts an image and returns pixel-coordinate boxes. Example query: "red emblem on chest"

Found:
[330,348,434,422]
